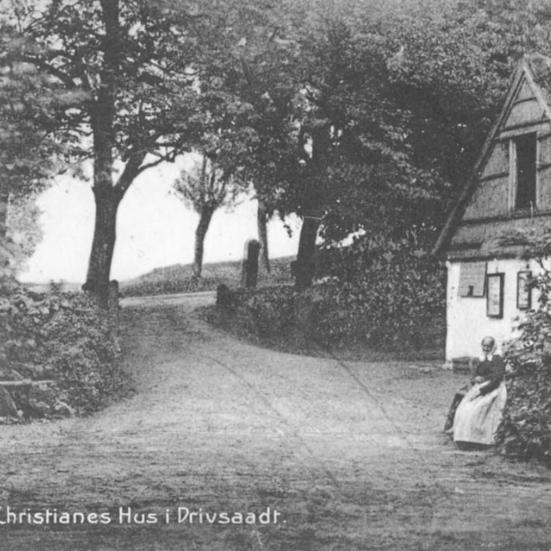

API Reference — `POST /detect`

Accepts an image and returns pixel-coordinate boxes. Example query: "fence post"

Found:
[241,239,261,289]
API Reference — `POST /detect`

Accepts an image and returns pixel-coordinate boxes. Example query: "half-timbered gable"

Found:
[435,54,551,360]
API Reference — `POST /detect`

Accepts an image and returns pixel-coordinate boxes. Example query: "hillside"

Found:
[120,256,294,296]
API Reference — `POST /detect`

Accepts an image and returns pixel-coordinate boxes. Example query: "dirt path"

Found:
[1,292,551,550]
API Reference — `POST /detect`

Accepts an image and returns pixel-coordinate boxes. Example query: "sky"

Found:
[19,160,301,283]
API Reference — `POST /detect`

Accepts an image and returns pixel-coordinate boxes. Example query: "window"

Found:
[514,133,537,210]
[458,262,486,297]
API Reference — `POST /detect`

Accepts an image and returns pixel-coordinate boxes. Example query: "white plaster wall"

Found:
[446,258,539,360]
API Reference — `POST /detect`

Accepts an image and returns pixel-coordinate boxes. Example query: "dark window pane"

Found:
[516,133,537,210]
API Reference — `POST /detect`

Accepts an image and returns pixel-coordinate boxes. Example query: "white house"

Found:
[434,54,551,360]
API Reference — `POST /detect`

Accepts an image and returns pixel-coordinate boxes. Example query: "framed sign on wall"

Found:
[517,271,532,310]
[487,273,504,319]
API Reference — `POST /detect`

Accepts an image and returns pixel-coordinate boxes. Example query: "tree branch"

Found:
[114,149,148,198]
[21,56,77,89]
[136,156,166,174]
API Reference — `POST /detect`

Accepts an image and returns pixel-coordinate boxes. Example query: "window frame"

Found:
[517,270,532,310]
[509,132,538,212]
[487,273,504,319]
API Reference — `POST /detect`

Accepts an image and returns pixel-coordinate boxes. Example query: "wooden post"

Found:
[241,239,261,289]
[108,280,121,353]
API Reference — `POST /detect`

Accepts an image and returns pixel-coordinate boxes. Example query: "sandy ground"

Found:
[0,292,551,550]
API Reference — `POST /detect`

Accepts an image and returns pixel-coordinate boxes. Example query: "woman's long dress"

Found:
[453,381,507,445]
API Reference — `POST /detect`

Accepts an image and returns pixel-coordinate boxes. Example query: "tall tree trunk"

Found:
[83,0,121,307]
[257,199,270,274]
[84,185,121,307]
[192,205,215,278]
[294,216,320,290]
[293,124,329,290]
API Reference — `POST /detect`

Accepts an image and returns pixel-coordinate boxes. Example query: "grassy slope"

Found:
[120,256,294,296]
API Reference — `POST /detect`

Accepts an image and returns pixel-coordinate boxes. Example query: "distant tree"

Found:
[173,155,239,278]
[6,193,43,274]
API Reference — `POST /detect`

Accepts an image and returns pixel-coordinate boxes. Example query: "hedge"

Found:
[0,285,131,419]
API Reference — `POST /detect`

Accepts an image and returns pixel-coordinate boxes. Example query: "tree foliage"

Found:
[0,23,72,198]
[173,154,242,278]
[173,155,238,214]
[499,263,551,465]
[6,193,43,273]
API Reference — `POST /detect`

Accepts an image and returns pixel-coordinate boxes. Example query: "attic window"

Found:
[514,133,537,210]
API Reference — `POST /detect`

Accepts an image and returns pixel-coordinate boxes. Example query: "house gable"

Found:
[434,54,551,260]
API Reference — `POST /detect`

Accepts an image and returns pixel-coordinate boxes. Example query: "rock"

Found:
[0,387,18,417]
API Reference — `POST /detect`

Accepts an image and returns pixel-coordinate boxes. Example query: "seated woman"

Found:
[451,336,507,448]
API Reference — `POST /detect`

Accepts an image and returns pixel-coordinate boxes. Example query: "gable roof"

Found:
[432,53,551,256]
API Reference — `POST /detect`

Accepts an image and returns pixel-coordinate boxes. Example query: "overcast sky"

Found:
[20,160,300,283]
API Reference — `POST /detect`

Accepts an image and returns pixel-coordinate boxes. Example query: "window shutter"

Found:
[458,262,487,297]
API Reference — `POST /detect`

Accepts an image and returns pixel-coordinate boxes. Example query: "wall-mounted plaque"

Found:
[487,273,504,318]
[517,271,532,310]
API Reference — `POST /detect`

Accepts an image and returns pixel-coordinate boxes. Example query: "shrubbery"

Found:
[498,268,551,465]
[214,236,446,352]
[0,285,131,419]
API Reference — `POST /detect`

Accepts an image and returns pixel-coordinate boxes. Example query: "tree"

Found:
[6,193,43,274]
[290,0,551,288]
[256,199,272,273]
[5,0,214,304]
[187,0,303,276]
[173,155,238,278]
[0,21,72,280]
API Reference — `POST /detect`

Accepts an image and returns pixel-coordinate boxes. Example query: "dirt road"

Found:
[0,292,550,550]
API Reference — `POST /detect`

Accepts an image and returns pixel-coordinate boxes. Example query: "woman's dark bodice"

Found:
[474,355,505,395]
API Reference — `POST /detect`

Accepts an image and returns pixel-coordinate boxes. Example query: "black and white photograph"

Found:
[1,0,551,549]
